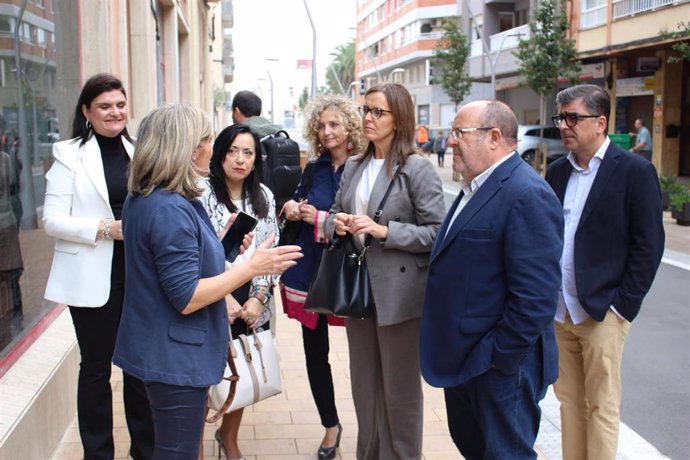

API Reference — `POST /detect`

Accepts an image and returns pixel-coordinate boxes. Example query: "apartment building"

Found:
[0,1,224,458]
[572,0,690,177]
[355,0,489,128]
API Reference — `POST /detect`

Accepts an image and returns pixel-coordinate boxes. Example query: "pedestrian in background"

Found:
[43,73,155,460]
[328,83,446,460]
[415,124,428,155]
[433,130,447,167]
[629,118,652,161]
[420,100,563,459]
[280,94,365,459]
[200,124,279,460]
[113,103,301,459]
[231,90,280,138]
[547,84,664,460]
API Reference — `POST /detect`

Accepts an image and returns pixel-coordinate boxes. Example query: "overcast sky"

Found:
[227,0,357,96]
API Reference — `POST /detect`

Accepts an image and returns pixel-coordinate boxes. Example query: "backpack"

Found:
[260,130,301,210]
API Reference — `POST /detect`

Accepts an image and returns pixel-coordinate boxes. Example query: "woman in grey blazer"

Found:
[328,83,446,459]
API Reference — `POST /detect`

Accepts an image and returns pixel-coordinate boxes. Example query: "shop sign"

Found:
[616,76,655,97]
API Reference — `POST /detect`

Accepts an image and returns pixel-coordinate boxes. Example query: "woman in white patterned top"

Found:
[200,123,278,460]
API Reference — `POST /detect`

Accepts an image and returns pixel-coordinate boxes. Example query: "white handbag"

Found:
[206,329,282,423]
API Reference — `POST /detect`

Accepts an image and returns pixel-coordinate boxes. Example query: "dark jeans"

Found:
[444,345,546,460]
[145,382,208,460]
[302,315,339,428]
[69,245,154,460]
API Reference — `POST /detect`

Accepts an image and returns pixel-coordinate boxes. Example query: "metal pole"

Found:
[329,64,345,94]
[267,70,274,123]
[302,0,317,97]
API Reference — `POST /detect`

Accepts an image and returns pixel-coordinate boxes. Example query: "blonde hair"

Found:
[129,103,213,198]
[302,94,364,159]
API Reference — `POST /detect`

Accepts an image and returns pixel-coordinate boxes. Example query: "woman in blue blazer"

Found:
[43,74,154,459]
[113,104,301,460]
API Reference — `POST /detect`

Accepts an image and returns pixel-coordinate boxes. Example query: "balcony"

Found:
[470,24,530,58]
[581,3,607,29]
[612,0,676,19]
[468,25,531,80]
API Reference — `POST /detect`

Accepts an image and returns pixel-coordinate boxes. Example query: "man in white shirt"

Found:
[546,84,665,460]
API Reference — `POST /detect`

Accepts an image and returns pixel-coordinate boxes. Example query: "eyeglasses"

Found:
[359,105,392,119]
[449,127,495,141]
[552,113,601,128]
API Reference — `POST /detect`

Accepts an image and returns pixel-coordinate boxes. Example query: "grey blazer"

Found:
[326,154,446,326]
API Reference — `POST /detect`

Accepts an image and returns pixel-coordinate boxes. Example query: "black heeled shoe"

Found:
[215,428,245,460]
[318,423,343,459]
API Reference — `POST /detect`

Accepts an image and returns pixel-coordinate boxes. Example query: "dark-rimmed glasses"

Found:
[359,105,392,119]
[552,113,600,128]
[449,127,495,141]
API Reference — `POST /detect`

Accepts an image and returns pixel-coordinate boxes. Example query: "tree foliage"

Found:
[298,87,309,111]
[325,41,355,94]
[433,18,472,109]
[514,0,580,101]
[660,21,690,63]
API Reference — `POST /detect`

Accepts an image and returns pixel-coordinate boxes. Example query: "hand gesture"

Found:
[333,212,352,236]
[282,200,302,221]
[110,220,124,240]
[247,234,302,276]
[299,200,317,225]
[225,294,243,324]
[348,214,388,240]
[241,297,264,330]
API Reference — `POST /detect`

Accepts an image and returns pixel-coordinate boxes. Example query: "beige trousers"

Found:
[346,317,423,460]
[554,311,631,460]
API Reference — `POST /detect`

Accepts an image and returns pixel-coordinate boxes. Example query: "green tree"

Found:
[433,18,472,109]
[514,0,580,128]
[326,41,355,94]
[298,87,309,111]
[660,21,690,62]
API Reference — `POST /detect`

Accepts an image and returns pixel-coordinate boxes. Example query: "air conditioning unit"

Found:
[636,57,660,73]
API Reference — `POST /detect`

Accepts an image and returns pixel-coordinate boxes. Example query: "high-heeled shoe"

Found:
[215,428,245,460]
[318,423,343,459]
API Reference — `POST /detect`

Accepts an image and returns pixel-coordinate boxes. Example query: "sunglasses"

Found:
[552,113,601,128]
[359,105,392,120]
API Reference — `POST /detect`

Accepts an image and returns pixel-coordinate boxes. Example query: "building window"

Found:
[0,16,14,37]
[581,0,607,28]
[37,28,46,48]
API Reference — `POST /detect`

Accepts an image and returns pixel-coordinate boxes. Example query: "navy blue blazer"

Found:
[420,154,564,388]
[114,188,228,387]
[545,141,664,322]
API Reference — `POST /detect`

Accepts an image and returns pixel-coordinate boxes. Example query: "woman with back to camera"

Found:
[200,123,279,460]
[112,104,301,460]
[280,94,365,459]
[43,73,154,459]
[327,83,446,459]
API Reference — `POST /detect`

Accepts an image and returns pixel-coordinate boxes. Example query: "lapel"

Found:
[431,190,462,260]
[366,161,399,217]
[431,154,520,262]
[80,136,110,207]
[550,159,573,204]
[578,143,621,230]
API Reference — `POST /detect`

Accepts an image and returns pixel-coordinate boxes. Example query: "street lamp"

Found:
[488,33,521,99]
[388,68,405,81]
[303,0,317,97]
[347,80,359,99]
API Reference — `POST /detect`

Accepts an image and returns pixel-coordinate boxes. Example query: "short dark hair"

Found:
[231,91,262,117]
[208,124,269,219]
[556,84,610,123]
[71,73,132,146]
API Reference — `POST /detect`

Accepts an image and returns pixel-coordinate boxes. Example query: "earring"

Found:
[85,120,92,131]
[318,143,326,154]
[346,141,354,152]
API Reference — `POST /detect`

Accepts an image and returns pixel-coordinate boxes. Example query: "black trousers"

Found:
[302,315,339,428]
[69,243,154,460]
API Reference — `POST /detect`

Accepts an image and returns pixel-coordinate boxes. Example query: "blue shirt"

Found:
[114,187,228,387]
[635,126,652,153]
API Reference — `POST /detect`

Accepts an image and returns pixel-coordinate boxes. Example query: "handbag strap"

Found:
[363,168,401,249]
[205,337,240,423]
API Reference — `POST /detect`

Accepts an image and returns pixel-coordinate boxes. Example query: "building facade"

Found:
[0,1,224,458]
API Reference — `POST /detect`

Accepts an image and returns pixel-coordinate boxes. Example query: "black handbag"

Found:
[304,170,399,319]
[278,163,314,247]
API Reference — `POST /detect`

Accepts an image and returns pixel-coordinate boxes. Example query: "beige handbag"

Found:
[206,329,282,423]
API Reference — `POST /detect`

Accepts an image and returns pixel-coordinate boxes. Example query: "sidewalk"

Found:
[51,155,687,460]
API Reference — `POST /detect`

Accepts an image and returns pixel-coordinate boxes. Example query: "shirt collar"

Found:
[567,137,610,172]
[460,152,516,194]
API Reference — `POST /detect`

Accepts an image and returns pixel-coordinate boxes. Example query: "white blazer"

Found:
[43,135,134,307]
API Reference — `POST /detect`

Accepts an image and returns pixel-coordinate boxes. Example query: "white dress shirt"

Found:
[555,138,618,324]
[445,152,516,239]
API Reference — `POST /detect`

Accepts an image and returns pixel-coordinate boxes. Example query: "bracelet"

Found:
[103,218,113,240]
[251,286,273,307]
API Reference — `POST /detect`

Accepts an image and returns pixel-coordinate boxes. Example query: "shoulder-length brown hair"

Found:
[358,83,416,175]
[128,103,213,199]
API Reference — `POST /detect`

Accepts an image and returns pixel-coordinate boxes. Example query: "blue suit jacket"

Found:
[420,154,564,388]
[545,142,664,322]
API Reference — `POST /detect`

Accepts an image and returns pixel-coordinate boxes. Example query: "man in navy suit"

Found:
[420,100,564,459]
[546,84,664,460]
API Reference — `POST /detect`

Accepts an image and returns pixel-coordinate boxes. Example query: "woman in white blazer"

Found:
[43,74,154,460]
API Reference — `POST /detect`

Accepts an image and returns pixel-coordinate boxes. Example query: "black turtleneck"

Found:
[95,132,130,220]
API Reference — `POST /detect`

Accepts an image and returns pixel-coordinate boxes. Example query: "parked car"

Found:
[517,125,568,165]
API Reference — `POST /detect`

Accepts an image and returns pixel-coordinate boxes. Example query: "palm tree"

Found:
[326,41,354,95]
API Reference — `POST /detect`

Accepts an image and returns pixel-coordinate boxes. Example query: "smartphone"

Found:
[221,211,258,263]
